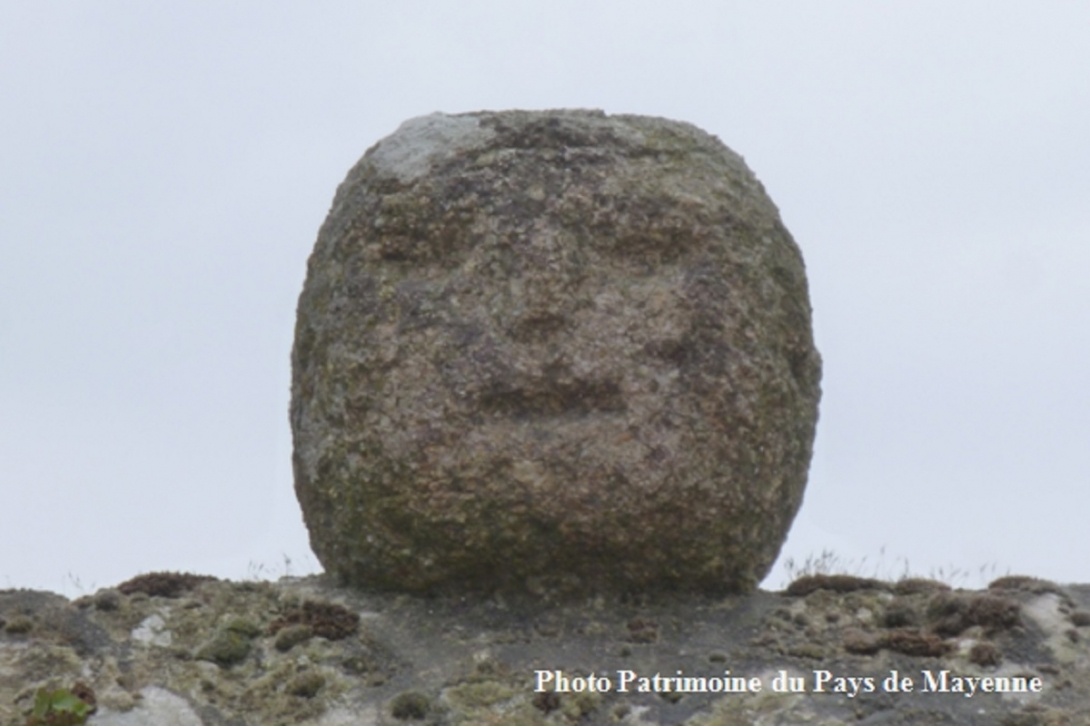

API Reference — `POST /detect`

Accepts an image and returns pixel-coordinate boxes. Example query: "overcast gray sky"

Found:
[3,2,1088,597]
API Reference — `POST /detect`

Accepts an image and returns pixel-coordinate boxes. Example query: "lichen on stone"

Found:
[3,575,1090,724]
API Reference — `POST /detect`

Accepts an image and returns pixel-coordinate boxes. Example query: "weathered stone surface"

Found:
[3,574,1090,725]
[291,109,822,595]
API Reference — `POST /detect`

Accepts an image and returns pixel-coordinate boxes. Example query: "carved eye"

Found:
[366,186,477,266]
[572,192,710,272]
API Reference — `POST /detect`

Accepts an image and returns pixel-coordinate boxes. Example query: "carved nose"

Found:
[504,235,582,340]
[509,276,571,333]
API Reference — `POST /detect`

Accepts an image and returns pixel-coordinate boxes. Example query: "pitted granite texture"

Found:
[290,109,822,595]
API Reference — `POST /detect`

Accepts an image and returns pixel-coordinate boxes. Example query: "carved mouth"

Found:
[477,378,625,419]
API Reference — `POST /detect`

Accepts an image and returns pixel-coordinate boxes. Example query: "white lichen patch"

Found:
[1023,592,1081,664]
[367,113,496,183]
[88,685,202,726]
[132,612,172,647]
